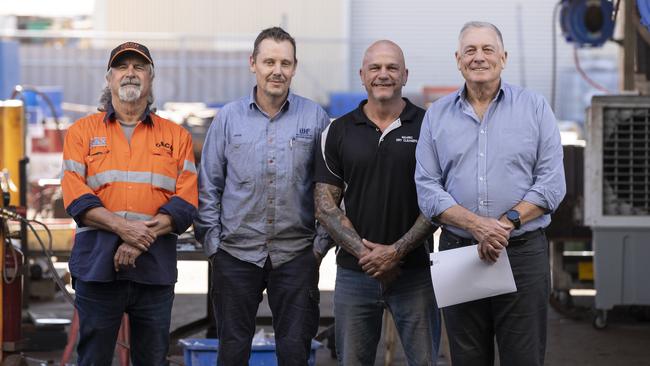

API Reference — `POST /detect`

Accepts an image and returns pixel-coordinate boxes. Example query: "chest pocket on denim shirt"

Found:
[291,138,313,183]
[226,136,255,184]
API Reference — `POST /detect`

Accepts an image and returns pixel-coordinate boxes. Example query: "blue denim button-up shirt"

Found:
[195,88,331,267]
[415,82,566,238]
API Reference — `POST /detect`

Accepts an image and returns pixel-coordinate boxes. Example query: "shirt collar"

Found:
[454,81,506,106]
[353,97,418,125]
[103,102,153,124]
[248,86,292,114]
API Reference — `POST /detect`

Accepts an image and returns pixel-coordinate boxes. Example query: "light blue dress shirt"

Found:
[415,82,566,238]
[195,88,331,267]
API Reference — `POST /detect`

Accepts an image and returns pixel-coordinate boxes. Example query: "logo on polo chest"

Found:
[395,135,418,143]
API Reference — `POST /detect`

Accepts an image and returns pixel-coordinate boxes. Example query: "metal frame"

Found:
[585,95,650,227]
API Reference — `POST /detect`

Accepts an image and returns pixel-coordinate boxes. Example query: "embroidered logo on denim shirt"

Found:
[90,137,107,147]
[296,128,313,140]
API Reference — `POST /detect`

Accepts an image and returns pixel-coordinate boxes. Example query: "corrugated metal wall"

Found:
[348,0,618,110]
[19,41,254,109]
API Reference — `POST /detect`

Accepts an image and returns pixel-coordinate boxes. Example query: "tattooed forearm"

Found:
[314,182,367,258]
[393,214,436,258]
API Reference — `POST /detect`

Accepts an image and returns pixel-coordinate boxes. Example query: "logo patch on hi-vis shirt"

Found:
[90,137,107,147]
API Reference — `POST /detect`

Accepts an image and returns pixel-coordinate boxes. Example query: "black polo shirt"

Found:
[315,98,431,271]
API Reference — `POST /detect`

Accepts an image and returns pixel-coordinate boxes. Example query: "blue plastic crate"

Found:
[179,338,321,366]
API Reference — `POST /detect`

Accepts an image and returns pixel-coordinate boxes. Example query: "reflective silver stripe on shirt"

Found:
[63,159,86,177]
[113,211,154,221]
[182,160,197,175]
[86,170,177,192]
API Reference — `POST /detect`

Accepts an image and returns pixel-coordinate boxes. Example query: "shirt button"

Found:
[269,159,274,164]
[479,176,484,181]
[270,180,274,184]
[268,219,273,224]
[480,130,485,134]
[479,152,484,157]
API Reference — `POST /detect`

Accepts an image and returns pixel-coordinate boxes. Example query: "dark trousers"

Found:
[211,248,320,366]
[439,230,550,366]
[74,279,175,366]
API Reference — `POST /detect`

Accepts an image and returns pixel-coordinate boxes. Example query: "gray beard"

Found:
[118,85,141,102]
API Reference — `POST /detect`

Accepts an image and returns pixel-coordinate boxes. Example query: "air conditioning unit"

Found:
[585,95,650,227]
[584,95,650,329]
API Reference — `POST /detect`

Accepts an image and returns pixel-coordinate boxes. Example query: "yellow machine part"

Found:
[578,261,594,281]
[0,100,25,206]
[0,177,4,359]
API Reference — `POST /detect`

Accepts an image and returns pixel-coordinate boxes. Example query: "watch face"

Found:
[507,210,519,221]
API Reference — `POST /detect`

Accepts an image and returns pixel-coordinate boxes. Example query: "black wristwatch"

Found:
[506,209,521,229]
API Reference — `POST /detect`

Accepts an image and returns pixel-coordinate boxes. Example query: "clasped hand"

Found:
[471,216,513,263]
[113,219,158,271]
[358,239,401,286]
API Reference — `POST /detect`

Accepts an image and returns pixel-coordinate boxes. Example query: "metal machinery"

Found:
[556,0,650,328]
[585,96,650,328]
[0,100,26,358]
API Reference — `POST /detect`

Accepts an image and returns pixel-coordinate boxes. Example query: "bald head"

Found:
[360,39,408,103]
[362,40,406,69]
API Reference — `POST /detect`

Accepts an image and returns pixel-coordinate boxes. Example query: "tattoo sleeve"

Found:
[314,182,367,258]
[394,214,436,258]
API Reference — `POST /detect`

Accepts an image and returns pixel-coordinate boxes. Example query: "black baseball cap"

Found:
[107,42,153,70]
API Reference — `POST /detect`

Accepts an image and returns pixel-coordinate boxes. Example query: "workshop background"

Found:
[1,0,649,365]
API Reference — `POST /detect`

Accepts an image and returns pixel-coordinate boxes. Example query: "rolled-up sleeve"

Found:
[522,98,566,213]
[414,108,458,220]
[312,107,335,255]
[194,112,227,257]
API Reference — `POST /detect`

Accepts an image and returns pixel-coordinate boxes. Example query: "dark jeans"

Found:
[211,248,320,366]
[74,279,175,366]
[439,230,550,366]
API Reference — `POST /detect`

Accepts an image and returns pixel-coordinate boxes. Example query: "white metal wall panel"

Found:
[348,0,616,107]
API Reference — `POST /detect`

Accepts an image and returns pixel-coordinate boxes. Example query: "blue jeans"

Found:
[334,266,441,366]
[74,279,175,366]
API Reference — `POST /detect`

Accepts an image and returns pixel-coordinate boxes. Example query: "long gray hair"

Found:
[98,65,156,112]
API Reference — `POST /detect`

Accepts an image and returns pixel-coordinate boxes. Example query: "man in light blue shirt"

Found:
[415,21,565,366]
[195,27,330,366]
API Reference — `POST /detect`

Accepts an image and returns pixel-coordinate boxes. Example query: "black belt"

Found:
[441,228,545,247]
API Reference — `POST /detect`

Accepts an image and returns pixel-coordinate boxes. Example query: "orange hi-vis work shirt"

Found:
[62,106,198,285]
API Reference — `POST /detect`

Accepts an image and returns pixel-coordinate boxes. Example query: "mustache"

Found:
[120,77,141,86]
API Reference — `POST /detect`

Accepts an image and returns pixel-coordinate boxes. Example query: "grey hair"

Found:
[458,21,505,50]
[98,64,155,112]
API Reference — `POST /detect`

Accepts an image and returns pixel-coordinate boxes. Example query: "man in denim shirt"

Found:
[195,27,330,366]
[415,22,566,366]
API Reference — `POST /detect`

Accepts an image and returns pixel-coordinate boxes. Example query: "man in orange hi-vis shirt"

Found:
[61,42,198,365]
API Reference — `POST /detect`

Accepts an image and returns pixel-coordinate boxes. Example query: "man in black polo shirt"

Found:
[314,40,441,366]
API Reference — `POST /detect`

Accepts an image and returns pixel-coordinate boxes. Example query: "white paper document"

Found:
[430,245,517,308]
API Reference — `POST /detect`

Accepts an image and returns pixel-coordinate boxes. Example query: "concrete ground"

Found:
[9,253,650,365]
